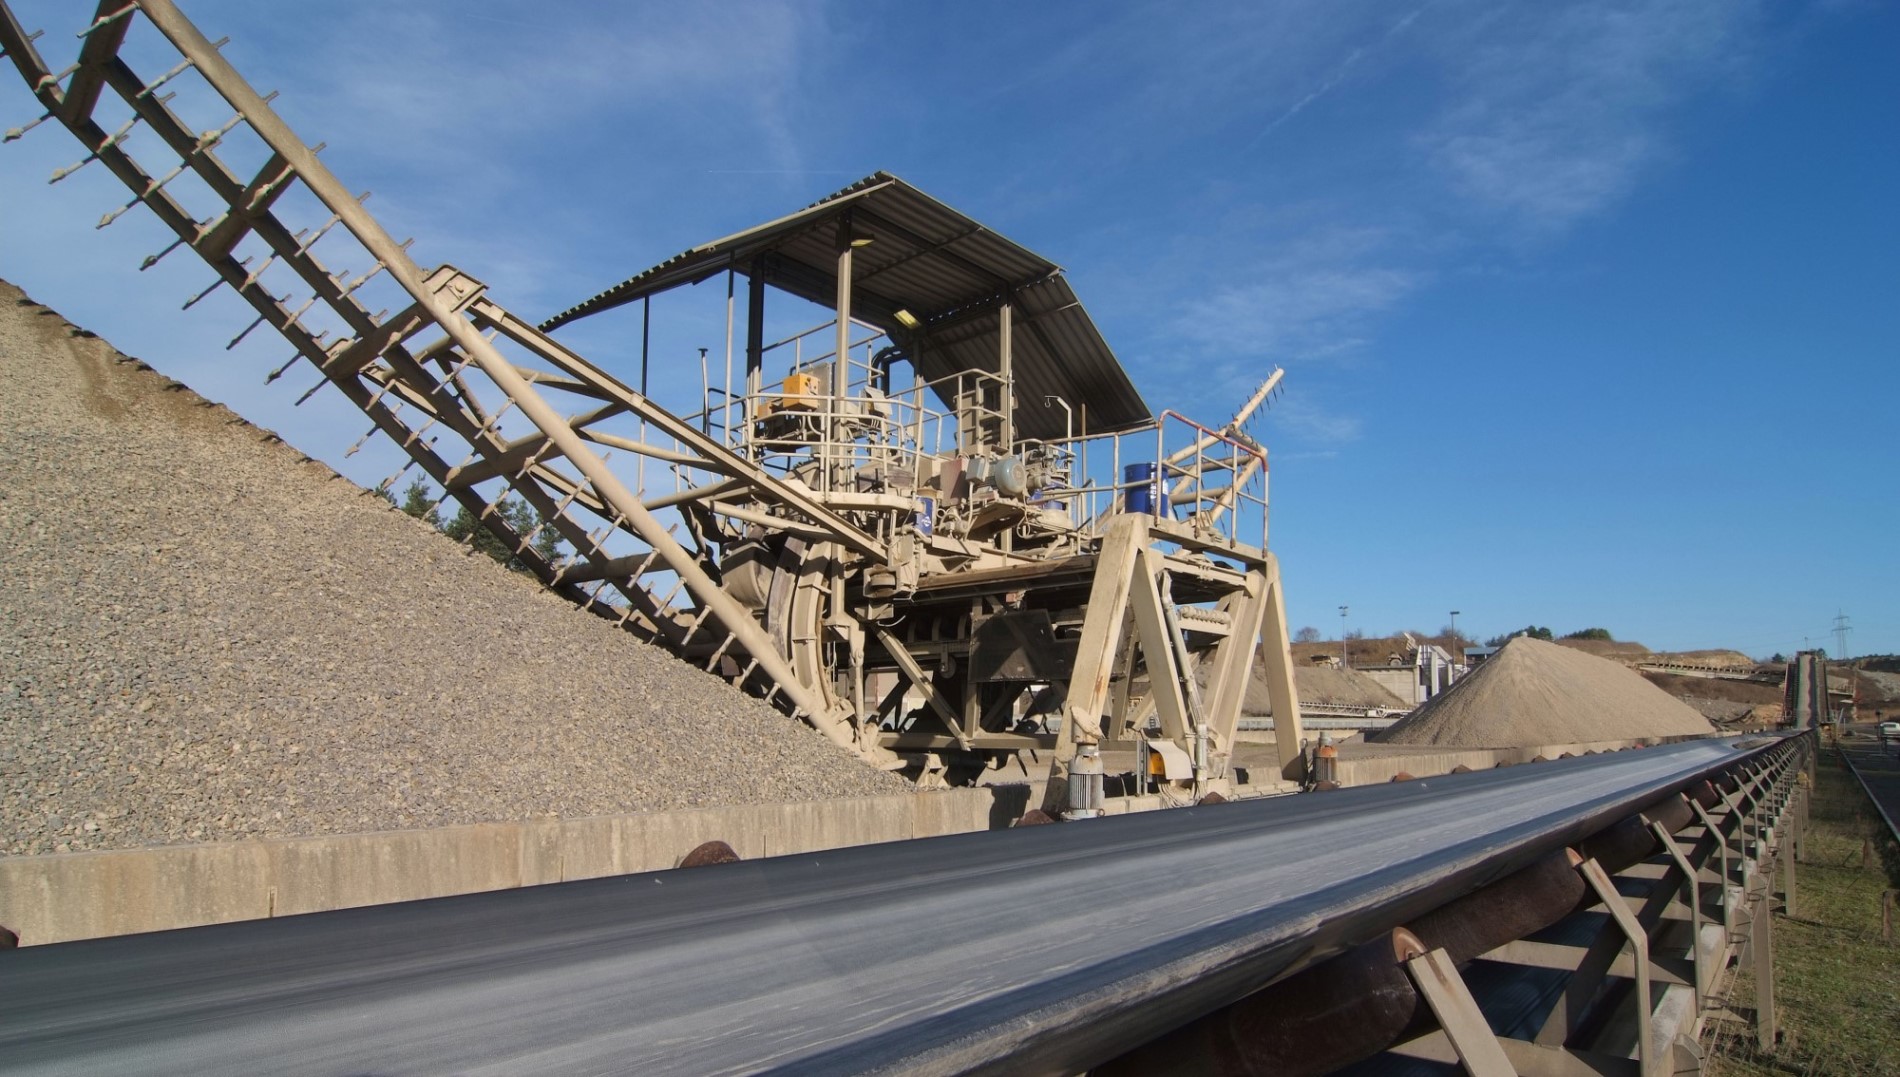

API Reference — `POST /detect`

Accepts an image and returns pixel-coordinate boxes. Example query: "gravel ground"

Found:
[1374,635,1716,748]
[0,280,908,857]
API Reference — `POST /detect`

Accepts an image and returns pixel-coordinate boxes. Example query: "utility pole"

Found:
[1833,611,1852,662]
[1449,610,1460,655]
[1339,605,1350,669]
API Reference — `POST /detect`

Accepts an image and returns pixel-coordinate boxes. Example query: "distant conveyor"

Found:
[0,737,1797,1076]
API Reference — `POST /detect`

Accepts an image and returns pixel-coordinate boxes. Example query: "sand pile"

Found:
[1374,636,1716,748]
[0,280,907,857]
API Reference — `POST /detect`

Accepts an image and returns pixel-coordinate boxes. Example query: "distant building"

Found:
[1464,645,1499,667]
[1359,634,1463,706]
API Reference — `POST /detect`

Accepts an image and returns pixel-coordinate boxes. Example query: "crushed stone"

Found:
[0,279,908,857]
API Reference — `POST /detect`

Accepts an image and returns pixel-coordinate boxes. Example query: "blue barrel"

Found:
[914,496,936,537]
[1123,463,1169,516]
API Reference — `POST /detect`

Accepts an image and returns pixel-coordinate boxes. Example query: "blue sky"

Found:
[2,0,1894,657]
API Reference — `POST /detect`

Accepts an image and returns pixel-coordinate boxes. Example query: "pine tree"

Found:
[398,477,440,530]
[442,496,564,573]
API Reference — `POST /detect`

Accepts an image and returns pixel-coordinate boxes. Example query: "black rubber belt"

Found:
[0,738,1786,1076]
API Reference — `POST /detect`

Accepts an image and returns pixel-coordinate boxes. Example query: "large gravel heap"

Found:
[1237,660,1409,714]
[0,281,907,857]
[1374,636,1716,748]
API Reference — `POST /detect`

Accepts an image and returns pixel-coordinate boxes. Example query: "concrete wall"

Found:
[0,740,1712,947]
[1333,738,1693,785]
[0,787,1026,946]
[1360,666,1419,705]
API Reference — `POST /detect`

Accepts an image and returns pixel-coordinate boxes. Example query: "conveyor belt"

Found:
[1841,739,1900,843]
[0,739,1781,1076]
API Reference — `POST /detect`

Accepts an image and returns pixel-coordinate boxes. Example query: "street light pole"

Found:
[1449,609,1462,679]
[1339,605,1350,669]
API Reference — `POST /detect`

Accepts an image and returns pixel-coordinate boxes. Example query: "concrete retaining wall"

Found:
[0,740,1715,947]
[0,786,1026,946]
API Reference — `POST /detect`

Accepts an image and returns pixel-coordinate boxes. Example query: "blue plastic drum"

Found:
[1123,463,1169,517]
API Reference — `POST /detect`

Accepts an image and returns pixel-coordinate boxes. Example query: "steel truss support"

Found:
[1040,516,1299,813]
[1378,733,1813,1077]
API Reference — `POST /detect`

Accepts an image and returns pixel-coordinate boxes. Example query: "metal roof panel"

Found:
[540,173,1149,440]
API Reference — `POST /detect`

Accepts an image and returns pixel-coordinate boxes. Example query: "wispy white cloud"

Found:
[1178,263,1416,359]
[1168,226,1420,363]
[1271,396,1364,447]
[1249,3,1434,147]
[210,1,829,308]
[1418,0,1766,232]
[1114,0,1776,449]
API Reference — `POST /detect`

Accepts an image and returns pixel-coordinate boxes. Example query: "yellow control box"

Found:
[760,371,822,419]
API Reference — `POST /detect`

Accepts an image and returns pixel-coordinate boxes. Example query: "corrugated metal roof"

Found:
[539,172,1149,440]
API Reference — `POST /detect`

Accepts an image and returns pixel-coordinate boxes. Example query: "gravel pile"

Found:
[1237,661,1409,714]
[1551,638,1653,663]
[1374,636,1716,748]
[1679,698,1781,728]
[0,280,908,857]
[1649,649,1757,670]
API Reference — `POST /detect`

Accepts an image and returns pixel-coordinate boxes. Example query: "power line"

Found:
[1833,610,1852,661]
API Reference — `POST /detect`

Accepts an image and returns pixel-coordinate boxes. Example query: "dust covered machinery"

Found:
[1,1,1305,809]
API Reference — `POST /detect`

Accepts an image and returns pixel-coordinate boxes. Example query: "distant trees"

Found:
[395,478,563,573]
[1294,626,1322,643]
[1486,626,1554,646]
[1479,626,1626,647]
[1436,625,1470,652]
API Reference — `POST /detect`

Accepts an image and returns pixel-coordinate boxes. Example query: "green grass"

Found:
[1706,755,1900,1075]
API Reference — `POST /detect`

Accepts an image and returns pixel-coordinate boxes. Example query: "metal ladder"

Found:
[0,0,890,763]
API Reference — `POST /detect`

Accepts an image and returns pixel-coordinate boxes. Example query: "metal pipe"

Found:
[833,215,853,490]
[722,266,734,444]
[1042,394,1072,445]
[999,300,1014,452]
